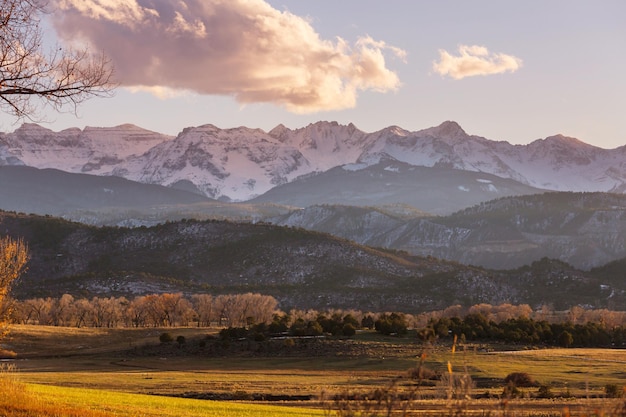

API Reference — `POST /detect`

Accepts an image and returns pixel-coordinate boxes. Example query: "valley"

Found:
[2,120,626,417]
[3,323,626,417]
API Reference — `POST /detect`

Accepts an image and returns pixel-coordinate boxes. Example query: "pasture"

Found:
[2,325,626,416]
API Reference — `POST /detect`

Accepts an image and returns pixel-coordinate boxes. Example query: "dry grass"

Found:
[424,346,626,396]
[0,363,324,417]
[3,324,216,357]
[4,325,626,416]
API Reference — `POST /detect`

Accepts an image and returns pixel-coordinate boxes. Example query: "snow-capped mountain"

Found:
[358,121,626,193]
[269,121,370,172]
[1,120,625,202]
[0,123,173,173]
[114,124,315,200]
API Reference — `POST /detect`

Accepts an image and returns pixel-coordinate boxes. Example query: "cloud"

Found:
[52,0,405,113]
[433,45,522,80]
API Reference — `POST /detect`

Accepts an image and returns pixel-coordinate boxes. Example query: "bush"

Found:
[219,327,248,340]
[558,330,574,348]
[375,313,408,336]
[536,384,554,398]
[159,332,174,343]
[176,335,186,346]
[361,315,375,329]
[504,372,536,387]
[605,384,623,398]
[342,323,356,337]
[502,384,522,398]
[408,366,438,381]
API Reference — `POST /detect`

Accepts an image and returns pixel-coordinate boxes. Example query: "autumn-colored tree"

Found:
[0,237,28,339]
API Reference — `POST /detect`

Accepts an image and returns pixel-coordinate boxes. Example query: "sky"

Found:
[1,0,625,149]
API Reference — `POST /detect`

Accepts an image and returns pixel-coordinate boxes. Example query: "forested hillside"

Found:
[1,211,624,312]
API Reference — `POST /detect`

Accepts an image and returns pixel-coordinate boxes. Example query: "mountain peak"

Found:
[415,121,469,141]
[544,134,593,147]
[16,123,52,133]
[268,124,291,142]
[433,121,467,137]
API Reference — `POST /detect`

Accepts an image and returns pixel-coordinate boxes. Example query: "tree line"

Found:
[5,293,278,328]
[424,313,626,348]
[7,292,626,348]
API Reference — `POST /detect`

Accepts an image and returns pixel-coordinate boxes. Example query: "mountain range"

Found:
[2,120,626,272]
[2,121,626,208]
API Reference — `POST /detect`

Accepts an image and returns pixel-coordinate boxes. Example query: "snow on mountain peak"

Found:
[2,120,626,201]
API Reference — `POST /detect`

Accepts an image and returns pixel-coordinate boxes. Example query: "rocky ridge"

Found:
[2,121,625,202]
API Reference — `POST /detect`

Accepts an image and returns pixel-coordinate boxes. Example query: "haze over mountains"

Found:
[269,193,626,270]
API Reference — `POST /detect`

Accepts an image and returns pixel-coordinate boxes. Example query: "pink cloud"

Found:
[53,0,405,113]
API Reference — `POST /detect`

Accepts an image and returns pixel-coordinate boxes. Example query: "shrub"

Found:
[558,330,574,347]
[502,384,522,398]
[176,335,186,346]
[605,384,623,398]
[408,366,438,381]
[504,372,536,387]
[361,315,375,329]
[375,313,408,336]
[159,332,174,343]
[219,327,248,340]
[342,323,356,337]
[536,384,554,399]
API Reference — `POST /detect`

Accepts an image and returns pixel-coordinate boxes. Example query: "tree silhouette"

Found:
[0,0,114,119]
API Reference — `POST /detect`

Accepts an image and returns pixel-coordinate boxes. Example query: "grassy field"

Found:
[0,371,324,417]
[2,325,626,416]
[425,347,626,395]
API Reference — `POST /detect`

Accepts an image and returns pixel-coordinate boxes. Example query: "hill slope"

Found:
[269,192,626,270]
[252,161,544,214]
[2,212,623,311]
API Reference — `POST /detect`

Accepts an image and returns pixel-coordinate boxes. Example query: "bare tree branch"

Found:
[0,0,115,120]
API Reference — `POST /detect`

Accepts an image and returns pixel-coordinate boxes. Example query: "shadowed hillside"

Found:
[1,211,624,312]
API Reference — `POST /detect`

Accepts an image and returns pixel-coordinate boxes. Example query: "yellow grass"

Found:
[426,346,626,394]
[5,325,626,416]
[0,372,323,417]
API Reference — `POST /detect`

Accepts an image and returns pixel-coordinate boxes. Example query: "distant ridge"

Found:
[0,165,211,215]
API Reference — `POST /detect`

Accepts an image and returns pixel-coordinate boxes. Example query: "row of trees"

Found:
[425,313,626,348]
[6,293,278,328]
[418,303,626,329]
[7,291,626,337]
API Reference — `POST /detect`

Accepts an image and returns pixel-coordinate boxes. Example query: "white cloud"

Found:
[433,44,522,80]
[52,0,405,113]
